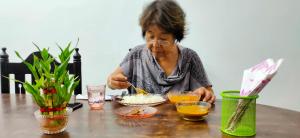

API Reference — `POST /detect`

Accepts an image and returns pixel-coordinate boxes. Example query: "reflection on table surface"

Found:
[0,94,299,138]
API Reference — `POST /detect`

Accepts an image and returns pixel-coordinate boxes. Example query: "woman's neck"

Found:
[155,45,179,62]
[156,45,180,76]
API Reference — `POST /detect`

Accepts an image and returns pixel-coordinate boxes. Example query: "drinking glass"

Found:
[87,84,106,110]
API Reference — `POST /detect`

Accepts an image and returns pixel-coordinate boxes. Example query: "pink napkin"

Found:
[240,58,283,96]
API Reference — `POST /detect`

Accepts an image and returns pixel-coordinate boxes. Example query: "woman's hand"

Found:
[190,87,216,104]
[107,67,130,89]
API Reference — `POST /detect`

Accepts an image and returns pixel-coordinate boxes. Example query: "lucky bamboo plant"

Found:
[14,43,79,116]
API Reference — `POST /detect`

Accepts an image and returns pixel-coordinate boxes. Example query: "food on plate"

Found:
[135,88,148,95]
[115,106,158,119]
[121,94,165,104]
[126,107,145,115]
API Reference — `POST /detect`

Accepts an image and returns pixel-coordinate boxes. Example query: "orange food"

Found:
[177,105,208,116]
[168,94,200,104]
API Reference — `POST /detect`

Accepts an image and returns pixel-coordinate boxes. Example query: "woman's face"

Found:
[145,25,176,58]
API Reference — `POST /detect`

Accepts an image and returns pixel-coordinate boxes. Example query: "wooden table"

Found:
[0,94,299,138]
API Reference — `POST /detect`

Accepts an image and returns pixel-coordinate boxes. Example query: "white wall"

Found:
[1,0,299,111]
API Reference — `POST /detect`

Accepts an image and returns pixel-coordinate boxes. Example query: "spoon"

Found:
[128,82,148,95]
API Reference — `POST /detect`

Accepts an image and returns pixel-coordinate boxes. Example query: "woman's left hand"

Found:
[190,87,216,104]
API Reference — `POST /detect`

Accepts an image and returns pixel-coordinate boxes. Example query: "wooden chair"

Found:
[0,47,82,95]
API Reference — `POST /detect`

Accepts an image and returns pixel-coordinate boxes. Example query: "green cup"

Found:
[220,90,259,136]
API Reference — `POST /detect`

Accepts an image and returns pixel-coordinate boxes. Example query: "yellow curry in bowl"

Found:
[167,92,200,104]
[176,101,210,121]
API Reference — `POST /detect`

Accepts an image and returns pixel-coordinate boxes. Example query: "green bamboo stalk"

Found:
[8,42,79,116]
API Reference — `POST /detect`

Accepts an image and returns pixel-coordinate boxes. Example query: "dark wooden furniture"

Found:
[0,47,82,95]
[0,94,299,138]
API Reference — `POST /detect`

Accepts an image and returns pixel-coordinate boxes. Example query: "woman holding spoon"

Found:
[107,0,215,104]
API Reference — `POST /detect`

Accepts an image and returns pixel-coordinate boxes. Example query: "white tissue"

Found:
[240,58,283,96]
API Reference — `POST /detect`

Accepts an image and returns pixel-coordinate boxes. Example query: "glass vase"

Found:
[34,108,71,134]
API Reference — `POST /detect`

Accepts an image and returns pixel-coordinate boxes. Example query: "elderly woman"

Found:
[107,0,215,103]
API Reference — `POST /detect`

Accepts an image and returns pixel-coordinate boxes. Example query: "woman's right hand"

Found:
[107,68,130,89]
